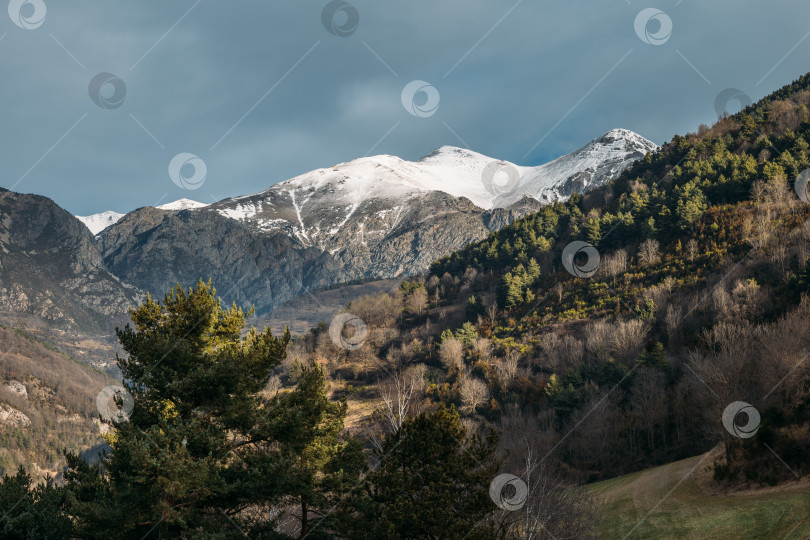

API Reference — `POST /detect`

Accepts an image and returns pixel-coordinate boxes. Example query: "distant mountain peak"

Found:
[75,199,208,235]
[75,210,125,235]
[157,199,208,211]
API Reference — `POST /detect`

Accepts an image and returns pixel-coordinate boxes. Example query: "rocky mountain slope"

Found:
[99,193,544,315]
[0,189,140,331]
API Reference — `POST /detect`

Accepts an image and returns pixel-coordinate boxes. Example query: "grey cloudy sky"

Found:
[1,0,808,215]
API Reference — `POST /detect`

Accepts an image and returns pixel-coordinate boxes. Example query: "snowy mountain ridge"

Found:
[76,199,209,234]
[206,129,657,248]
[76,129,656,239]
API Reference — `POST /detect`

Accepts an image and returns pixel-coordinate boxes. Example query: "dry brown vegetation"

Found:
[0,325,110,478]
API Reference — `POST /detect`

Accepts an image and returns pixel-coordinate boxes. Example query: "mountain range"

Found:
[1,128,656,362]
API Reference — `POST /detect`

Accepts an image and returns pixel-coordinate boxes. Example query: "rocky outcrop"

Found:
[98,192,543,315]
[0,189,140,331]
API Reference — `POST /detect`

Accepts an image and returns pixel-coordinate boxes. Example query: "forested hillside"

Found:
[422,73,810,482]
[0,325,110,479]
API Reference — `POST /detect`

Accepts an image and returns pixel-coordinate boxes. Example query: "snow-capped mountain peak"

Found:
[493,128,659,207]
[76,210,125,235]
[78,129,656,245]
[206,128,656,249]
[75,199,209,235]
[157,198,209,211]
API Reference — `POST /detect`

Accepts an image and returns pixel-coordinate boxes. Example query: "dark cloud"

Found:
[0,0,806,214]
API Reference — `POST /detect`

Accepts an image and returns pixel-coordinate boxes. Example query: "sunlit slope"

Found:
[589,451,810,539]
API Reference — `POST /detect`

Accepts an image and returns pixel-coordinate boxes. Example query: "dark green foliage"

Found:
[0,467,71,539]
[62,281,364,539]
[338,406,501,540]
[465,295,485,321]
[496,259,541,308]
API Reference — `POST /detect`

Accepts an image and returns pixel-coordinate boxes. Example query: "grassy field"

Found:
[589,448,810,539]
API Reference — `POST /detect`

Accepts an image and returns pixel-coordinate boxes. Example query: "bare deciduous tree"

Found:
[471,337,493,362]
[378,364,427,432]
[612,319,649,363]
[629,369,668,452]
[638,238,661,266]
[686,238,699,262]
[493,407,598,539]
[536,333,584,372]
[665,304,682,342]
[486,301,499,324]
[439,337,465,373]
[585,319,613,361]
[601,249,628,284]
[405,287,428,315]
[459,376,489,413]
[495,352,519,388]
